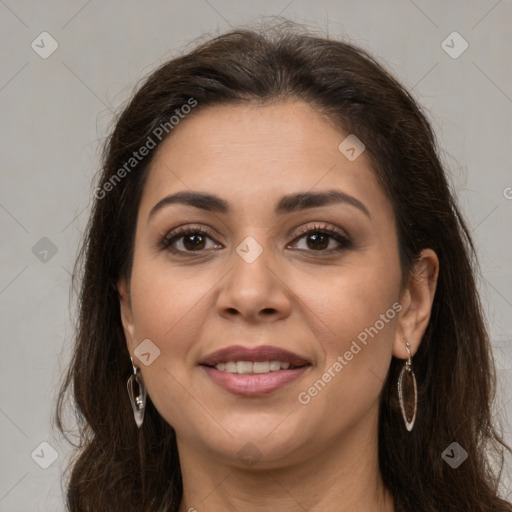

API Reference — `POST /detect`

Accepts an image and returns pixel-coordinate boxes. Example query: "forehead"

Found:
[138,100,391,221]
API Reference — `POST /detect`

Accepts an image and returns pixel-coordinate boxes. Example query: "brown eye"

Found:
[181,233,207,251]
[159,227,221,254]
[304,232,330,251]
[289,224,352,253]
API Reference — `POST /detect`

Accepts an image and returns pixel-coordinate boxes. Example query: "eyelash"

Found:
[159,223,352,256]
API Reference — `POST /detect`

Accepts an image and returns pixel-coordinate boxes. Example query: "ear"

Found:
[117,277,136,355]
[393,249,439,359]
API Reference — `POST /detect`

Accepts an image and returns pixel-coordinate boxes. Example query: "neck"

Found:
[177,407,394,512]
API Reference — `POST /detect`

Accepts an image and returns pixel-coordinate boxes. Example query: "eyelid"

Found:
[292,222,349,240]
[288,223,352,251]
[158,224,220,252]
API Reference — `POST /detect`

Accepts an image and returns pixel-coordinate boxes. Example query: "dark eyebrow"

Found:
[147,189,370,222]
[275,189,370,218]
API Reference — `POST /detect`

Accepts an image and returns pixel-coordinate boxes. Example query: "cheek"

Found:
[295,300,397,439]
[294,249,401,346]
[129,256,208,345]
[128,260,211,425]
[299,280,399,380]
[292,251,400,413]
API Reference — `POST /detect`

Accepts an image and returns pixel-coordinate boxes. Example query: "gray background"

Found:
[1,0,511,509]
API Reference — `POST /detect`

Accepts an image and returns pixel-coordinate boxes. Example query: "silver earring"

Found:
[397,340,417,432]
[127,357,147,428]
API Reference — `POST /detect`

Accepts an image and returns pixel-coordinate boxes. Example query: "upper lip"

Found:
[199,345,311,367]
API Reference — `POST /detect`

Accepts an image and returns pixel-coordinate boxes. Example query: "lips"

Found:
[199,345,312,396]
[199,345,311,368]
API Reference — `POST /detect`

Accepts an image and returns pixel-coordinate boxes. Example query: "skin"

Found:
[118,100,439,512]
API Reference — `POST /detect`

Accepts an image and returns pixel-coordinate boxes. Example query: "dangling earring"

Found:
[397,339,417,432]
[127,357,147,428]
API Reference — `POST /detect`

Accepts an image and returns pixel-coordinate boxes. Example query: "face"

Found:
[119,100,433,469]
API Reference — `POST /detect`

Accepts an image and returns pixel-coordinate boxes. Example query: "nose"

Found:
[215,237,292,322]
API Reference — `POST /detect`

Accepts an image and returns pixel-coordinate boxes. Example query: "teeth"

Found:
[225,361,237,373]
[253,361,270,374]
[214,360,293,374]
[236,361,253,374]
[269,360,281,371]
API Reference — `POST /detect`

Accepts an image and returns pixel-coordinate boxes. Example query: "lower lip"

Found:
[202,365,310,396]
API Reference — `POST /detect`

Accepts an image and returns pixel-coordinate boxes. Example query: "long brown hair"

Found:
[56,21,512,511]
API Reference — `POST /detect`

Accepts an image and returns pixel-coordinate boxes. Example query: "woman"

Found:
[56,22,512,511]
